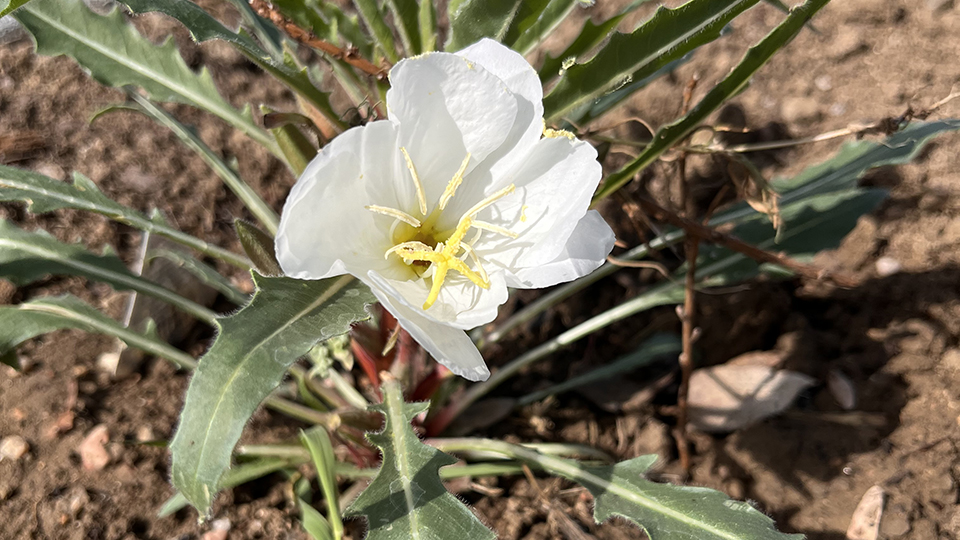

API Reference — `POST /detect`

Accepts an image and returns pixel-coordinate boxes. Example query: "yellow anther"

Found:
[543,127,575,140]
[471,220,519,239]
[365,205,422,227]
[438,153,471,211]
[400,147,428,216]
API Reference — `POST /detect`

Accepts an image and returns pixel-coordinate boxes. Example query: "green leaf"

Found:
[0,294,197,370]
[0,219,217,324]
[147,248,249,306]
[170,274,374,513]
[543,0,760,122]
[593,0,830,201]
[300,498,335,540]
[504,0,576,55]
[119,0,341,132]
[576,456,802,540]
[446,0,522,52]
[0,166,251,269]
[346,379,495,540]
[0,0,30,18]
[14,0,280,157]
[122,93,281,235]
[352,0,398,63]
[300,428,344,539]
[234,220,283,276]
[263,105,318,176]
[538,2,647,83]
[418,0,437,52]
[517,333,682,406]
[160,457,297,517]
[385,0,422,55]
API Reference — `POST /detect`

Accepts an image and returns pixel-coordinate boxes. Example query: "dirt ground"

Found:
[2,1,960,539]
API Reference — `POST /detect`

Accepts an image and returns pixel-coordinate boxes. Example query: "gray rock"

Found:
[0,17,27,46]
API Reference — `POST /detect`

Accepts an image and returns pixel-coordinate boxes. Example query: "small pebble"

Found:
[202,518,231,540]
[815,75,833,91]
[0,17,27,46]
[0,435,29,461]
[78,425,111,471]
[875,256,902,277]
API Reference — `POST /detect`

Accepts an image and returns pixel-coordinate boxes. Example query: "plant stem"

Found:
[129,93,280,235]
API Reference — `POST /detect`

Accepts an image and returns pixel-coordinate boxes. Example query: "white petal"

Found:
[473,136,603,272]
[368,277,490,381]
[386,52,518,206]
[507,211,615,288]
[366,269,508,330]
[455,39,543,192]
[276,121,409,280]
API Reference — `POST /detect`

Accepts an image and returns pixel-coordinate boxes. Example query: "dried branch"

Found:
[636,197,861,288]
[248,0,389,80]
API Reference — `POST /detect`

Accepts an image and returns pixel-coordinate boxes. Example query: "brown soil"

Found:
[3,1,960,539]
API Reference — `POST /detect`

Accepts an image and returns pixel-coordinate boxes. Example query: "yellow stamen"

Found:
[381,149,520,310]
[460,184,516,222]
[400,146,428,216]
[459,243,489,284]
[365,205,422,227]
[471,220,519,239]
[437,153,471,211]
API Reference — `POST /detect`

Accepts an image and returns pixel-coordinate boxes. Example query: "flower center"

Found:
[365,147,517,310]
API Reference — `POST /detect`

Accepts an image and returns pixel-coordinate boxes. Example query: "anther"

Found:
[400,147,428,216]
[365,205,422,227]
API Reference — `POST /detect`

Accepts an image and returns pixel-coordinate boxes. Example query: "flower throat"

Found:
[365,147,516,310]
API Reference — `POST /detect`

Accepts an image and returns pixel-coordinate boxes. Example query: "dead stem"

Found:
[637,197,861,288]
[248,0,389,80]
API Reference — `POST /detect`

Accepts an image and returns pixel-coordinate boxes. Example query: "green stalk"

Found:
[129,93,280,235]
[19,302,199,370]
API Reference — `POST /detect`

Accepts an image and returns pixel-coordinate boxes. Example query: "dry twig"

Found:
[637,197,861,288]
[248,0,389,80]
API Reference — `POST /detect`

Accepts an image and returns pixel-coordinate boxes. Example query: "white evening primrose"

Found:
[275,39,615,381]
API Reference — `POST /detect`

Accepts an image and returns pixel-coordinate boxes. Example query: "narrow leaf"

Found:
[0,0,30,18]
[14,0,279,157]
[0,219,217,324]
[385,0,421,55]
[170,274,374,513]
[538,2,647,83]
[264,105,318,176]
[352,0,398,63]
[120,0,341,130]
[346,379,495,540]
[148,248,249,306]
[577,456,802,540]
[0,294,197,370]
[0,166,251,269]
[301,428,344,539]
[446,0,522,52]
[123,93,281,234]
[300,499,335,540]
[543,0,760,122]
[594,0,830,201]
[504,0,576,55]
[159,457,297,517]
[234,220,283,276]
[418,0,436,52]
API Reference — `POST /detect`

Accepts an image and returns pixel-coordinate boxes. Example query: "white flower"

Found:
[275,39,615,381]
